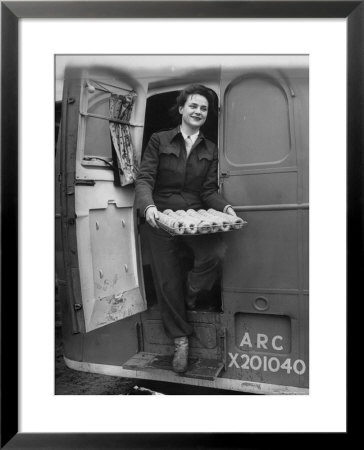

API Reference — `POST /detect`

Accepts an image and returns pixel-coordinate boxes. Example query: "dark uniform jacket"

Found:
[135,126,229,215]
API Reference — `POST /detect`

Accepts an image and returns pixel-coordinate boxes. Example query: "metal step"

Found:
[123,352,224,381]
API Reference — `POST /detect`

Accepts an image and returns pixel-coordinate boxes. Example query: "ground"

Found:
[55,326,138,395]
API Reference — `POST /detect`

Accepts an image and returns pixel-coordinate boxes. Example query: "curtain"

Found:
[109,92,139,186]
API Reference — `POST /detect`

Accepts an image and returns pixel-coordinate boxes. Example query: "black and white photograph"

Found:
[55,54,309,395]
[2,1,354,444]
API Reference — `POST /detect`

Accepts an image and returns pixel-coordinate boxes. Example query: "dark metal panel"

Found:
[221,291,309,388]
[292,77,309,204]
[59,78,86,334]
[55,128,66,285]
[302,210,309,290]
[82,315,140,366]
[299,293,309,387]
[223,210,301,290]
[141,308,224,360]
[222,171,298,206]
[56,81,86,362]
[218,64,309,391]
[61,317,84,363]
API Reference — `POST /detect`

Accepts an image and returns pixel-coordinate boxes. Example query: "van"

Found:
[55,54,309,394]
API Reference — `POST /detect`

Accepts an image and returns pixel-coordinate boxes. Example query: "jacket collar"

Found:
[168,125,206,144]
[164,126,211,160]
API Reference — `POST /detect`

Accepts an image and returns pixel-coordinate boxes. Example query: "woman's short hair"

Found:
[169,84,217,122]
[176,84,216,111]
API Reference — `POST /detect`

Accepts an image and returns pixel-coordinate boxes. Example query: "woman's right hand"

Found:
[145,206,160,228]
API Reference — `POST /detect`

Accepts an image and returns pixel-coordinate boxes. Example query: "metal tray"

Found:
[155,217,246,236]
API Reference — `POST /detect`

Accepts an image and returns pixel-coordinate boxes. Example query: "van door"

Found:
[59,72,147,337]
[218,63,309,389]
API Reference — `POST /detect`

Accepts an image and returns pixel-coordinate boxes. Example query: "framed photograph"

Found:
[1,1,358,447]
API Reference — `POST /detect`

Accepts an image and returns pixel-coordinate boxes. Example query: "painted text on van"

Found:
[239,332,284,351]
[228,353,306,375]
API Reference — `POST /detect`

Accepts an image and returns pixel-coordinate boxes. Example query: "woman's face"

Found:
[179,94,209,130]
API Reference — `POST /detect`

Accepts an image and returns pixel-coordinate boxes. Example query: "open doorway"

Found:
[140,88,222,312]
[142,89,218,153]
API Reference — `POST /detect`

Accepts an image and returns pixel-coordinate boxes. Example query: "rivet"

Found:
[121,220,126,228]
[96,221,99,230]
[99,270,104,279]
[124,264,128,273]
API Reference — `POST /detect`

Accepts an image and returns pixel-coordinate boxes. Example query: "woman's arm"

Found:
[135,133,160,215]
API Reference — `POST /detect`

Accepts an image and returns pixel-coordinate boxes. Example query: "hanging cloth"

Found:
[109,92,139,186]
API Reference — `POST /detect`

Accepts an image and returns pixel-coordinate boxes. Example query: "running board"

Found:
[123,352,224,381]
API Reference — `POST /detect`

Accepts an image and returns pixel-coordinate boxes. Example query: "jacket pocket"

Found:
[159,145,180,171]
[197,151,213,162]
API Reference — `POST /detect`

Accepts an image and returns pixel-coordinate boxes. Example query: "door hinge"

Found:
[220,171,230,178]
[74,303,82,312]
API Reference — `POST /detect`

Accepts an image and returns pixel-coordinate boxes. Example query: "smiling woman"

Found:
[135,84,237,373]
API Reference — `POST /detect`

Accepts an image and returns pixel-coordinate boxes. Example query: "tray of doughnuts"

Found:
[155,208,247,236]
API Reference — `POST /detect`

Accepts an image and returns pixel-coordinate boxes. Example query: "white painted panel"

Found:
[76,200,146,332]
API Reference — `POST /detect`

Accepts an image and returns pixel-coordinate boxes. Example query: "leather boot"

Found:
[172,336,189,373]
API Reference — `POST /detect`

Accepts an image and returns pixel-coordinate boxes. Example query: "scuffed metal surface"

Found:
[89,287,145,330]
[79,203,146,331]
[94,272,121,294]
[124,354,224,381]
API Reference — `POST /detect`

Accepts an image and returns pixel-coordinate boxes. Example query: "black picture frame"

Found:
[1,1,359,448]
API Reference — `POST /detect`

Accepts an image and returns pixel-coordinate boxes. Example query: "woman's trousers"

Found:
[145,224,227,339]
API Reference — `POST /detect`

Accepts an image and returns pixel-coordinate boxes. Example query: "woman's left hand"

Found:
[225,206,237,217]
